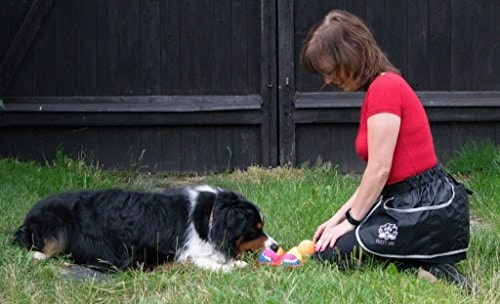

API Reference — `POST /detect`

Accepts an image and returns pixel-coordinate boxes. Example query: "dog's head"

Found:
[210,190,279,258]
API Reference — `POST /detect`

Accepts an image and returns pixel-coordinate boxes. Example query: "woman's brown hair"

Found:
[301,10,399,91]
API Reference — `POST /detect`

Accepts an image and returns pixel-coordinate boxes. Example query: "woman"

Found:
[301,10,472,289]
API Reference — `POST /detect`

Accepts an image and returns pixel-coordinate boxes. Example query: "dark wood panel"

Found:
[96,0,119,95]
[295,91,500,109]
[431,122,499,162]
[75,0,97,95]
[293,0,498,92]
[55,0,76,95]
[179,0,214,94]
[33,4,57,96]
[0,125,261,173]
[496,0,500,91]
[0,1,30,59]
[451,0,496,90]
[8,38,35,96]
[3,94,263,113]
[118,0,141,95]
[213,0,233,94]
[0,110,264,127]
[260,0,278,168]
[180,127,214,172]
[431,123,453,161]
[3,0,498,96]
[278,0,296,164]
[160,0,181,95]
[385,0,408,76]
[0,0,55,96]
[230,0,248,93]
[247,0,261,95]
[78,127,163,171]
[140,0,161,95]
[214,127,234,171]
[295,124,364,172]
[365,0,386,50]
[161,128,182,171]
[428,1,451,90]
[406,0,428,90]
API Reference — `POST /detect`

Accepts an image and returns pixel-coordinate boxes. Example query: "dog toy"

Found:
[258,247,284,266]
[276,246,285,257]
[297,239,316,256]
[281,246,303,266]
[258,240,315,267]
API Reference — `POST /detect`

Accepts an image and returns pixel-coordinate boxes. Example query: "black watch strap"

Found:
[345,208,362,226]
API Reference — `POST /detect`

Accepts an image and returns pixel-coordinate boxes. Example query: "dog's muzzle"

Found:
[265,235,280,252]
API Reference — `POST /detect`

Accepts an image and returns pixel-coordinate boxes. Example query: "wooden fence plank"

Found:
[451,0,496,90]
[3,94,263,112]
[55,0,76,95]
[213,0,232,94]
[230,0,248,93]
[0,0,55,96]
[33,4,57,96]
[428,1,451,90]
[407,0,428,89]
[141,0,161,95]
[75,0,97,95]
[96,0,119,95]
[119,0,141,95]
[180,0,213,94]
[385,0,408,76]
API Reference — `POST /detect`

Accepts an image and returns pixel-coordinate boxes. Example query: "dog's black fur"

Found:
[14,186,277,271]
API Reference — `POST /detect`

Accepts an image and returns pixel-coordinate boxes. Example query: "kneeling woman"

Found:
[301,10,471,289]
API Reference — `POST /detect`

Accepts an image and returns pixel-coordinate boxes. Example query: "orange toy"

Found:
[297,240,316,256]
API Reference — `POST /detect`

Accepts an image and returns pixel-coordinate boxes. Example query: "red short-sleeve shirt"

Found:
[355,73,438,185]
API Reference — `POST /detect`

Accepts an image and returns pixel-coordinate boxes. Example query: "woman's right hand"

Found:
[312,214,343,243]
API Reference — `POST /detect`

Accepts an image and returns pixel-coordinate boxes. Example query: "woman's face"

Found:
[321,65,357,92]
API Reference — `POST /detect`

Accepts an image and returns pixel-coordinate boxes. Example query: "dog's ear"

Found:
[224,208,248,237]
[210,195,249,257]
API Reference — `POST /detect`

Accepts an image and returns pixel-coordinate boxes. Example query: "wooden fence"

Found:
[1,0,498,172]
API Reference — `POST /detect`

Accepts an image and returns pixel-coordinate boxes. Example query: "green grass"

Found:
[1,144,498,303]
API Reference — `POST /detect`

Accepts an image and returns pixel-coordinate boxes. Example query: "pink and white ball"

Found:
[281,247,303,267]
[258,248,281,266]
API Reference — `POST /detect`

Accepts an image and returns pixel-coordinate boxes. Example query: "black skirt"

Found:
[355,166,470,263]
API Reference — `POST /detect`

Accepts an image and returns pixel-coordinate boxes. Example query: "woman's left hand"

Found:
[315,220,356,252]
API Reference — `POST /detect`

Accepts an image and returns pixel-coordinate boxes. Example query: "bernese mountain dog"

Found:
[14,185,279,272]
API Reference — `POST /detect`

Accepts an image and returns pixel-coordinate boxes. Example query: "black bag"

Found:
[355,167,470,262]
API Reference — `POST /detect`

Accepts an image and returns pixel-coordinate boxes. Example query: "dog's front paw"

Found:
[32,251,47,260]
[229,260,248,269]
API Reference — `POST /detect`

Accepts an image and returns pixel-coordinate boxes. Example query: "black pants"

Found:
[313,229,466,268]
[314,165,469,268]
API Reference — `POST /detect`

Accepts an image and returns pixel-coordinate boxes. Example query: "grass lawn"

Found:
[0,144,498,303]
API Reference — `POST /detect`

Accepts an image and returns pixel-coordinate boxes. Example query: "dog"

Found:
[14,185,279,272]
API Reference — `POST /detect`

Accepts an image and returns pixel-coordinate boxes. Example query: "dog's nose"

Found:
[270,243,280,252]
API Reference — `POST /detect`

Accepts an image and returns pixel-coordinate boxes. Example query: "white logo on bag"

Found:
[378,223,399,241]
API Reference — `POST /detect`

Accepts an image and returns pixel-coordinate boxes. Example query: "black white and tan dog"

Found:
[14,185,279,272]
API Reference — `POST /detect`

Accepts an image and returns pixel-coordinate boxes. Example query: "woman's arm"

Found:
[348,113,400,221]
[314,112,400,251]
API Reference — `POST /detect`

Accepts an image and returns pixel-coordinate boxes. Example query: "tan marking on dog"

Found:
[236,235,268,254]
[42,235,65,258]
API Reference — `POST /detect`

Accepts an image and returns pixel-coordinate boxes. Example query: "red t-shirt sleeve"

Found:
[364,76,403,118]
